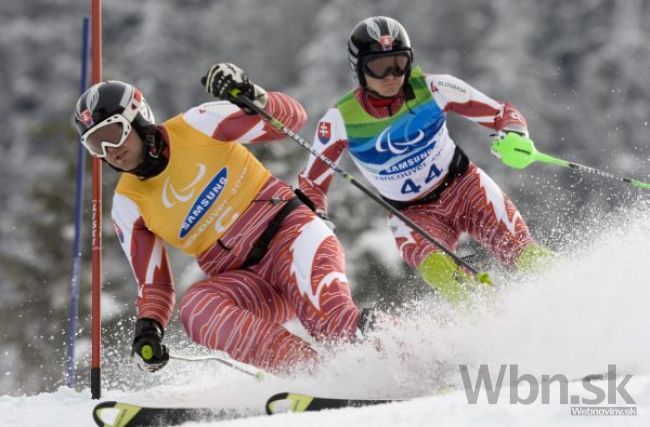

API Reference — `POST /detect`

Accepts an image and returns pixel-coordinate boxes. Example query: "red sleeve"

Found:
[445,100,528,134]
[428,74,529,136]
[298,139,348,213]
[491,101,528,134]
[213,91,308,144]
[297,108,349,213]
[128,218,175,328]
[112,193,175,328]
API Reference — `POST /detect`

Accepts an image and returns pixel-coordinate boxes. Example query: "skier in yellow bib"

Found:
[74,63,368,375]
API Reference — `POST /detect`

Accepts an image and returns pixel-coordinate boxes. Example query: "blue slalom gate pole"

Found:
[66,16,90,389]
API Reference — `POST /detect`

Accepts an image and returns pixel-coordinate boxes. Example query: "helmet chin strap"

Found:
[130,128,168,179]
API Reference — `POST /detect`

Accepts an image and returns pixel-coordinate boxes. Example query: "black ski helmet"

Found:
[348,16,413,86]
[74,80,155,141]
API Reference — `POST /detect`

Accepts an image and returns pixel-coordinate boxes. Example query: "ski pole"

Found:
[66,15,91,390]
[491,133,650,189]
[170,353,265,380]
[229,92,490,284]
[90,0,104,401]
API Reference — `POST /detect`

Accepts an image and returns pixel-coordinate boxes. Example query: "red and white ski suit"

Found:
[111,93,360,374]
[299,73,536,269]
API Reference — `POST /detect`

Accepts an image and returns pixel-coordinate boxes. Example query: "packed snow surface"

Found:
[3,205,649,426]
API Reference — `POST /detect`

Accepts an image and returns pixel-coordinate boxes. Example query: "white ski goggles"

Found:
[80,114,132,158]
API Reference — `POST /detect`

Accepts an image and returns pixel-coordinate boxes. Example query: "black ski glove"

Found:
[201,63,268,114]
[131,318,169,373]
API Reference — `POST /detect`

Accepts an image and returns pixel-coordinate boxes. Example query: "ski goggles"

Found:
[80,114,132,158]
[362,53,411,79]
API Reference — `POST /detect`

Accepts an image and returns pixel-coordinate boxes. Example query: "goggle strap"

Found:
[121,89,142,122]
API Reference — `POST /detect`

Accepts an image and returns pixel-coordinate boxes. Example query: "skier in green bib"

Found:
[298,16,550,303]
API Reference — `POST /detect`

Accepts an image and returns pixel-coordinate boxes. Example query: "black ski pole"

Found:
[231,93,490,284]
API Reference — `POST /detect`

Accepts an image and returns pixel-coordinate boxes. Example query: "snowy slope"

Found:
[1,374,648,426]
[3,203,650,426]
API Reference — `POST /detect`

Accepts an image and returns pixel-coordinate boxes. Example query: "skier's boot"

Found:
[418,252,489,305]
[515,243,556,272]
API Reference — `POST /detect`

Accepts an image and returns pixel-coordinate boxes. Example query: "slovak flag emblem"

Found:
[379,35,393,51]
[79,109,94,127]
[317,121,331,144]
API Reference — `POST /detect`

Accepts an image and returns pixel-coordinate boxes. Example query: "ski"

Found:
[265,392,399,414]
[92,401,260,427]
[93,393,400,426]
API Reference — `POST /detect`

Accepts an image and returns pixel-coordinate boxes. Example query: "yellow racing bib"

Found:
[115,114,271,255]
